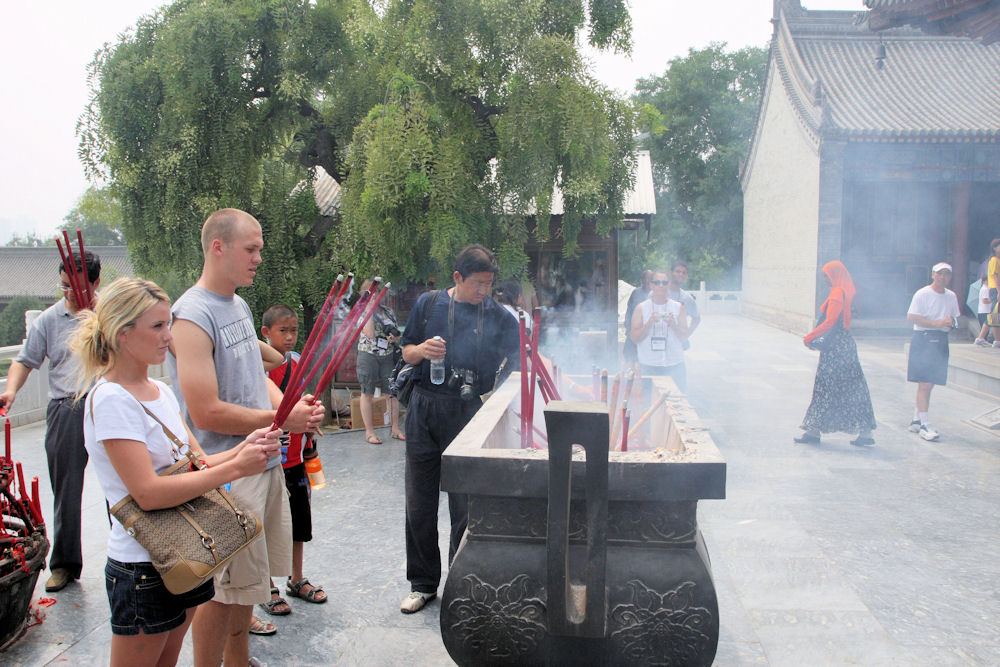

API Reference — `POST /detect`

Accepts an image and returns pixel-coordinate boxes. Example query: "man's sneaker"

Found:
[918,424,940,441]
[993,341,1000,348]
[975,338,991,347]
[400,591,436,614]
[908,419,921,433]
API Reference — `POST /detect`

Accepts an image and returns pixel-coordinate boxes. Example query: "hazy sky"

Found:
[0,0,862,244]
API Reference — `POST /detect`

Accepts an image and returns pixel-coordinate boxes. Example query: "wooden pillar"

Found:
[953,181,970,308]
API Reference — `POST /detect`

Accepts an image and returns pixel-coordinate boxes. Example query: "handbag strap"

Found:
[136,401,203,469]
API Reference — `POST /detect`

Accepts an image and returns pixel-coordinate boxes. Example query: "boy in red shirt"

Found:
[252,305,327,634]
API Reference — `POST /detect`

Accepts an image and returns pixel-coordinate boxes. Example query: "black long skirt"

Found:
[800,327,877,434]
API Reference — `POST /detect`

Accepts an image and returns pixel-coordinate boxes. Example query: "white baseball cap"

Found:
[932,262,952,273]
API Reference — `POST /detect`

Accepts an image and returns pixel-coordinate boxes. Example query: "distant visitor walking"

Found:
[906,262,960,442]
[795,261,877,446]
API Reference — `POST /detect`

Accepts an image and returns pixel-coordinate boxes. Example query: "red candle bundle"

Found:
[54,230,94,310]
[272,278,389,429]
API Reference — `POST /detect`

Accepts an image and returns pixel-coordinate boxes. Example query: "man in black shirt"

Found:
[398,244,519,613]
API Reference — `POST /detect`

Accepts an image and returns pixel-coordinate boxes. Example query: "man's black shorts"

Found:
[907,330,950,386]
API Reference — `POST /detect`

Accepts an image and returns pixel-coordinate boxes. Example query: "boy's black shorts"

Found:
[283,463,313,543]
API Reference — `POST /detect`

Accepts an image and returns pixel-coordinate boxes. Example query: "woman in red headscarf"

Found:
[795,261,877,446]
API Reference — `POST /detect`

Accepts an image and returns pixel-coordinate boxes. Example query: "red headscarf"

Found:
[820,260,856,329]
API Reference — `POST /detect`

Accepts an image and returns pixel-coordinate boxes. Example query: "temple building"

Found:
[740,0,1000,331]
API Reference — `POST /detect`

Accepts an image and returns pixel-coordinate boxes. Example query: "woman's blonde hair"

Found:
[71,277,170,396]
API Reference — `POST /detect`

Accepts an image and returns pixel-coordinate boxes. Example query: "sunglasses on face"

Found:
[651,280,669,286]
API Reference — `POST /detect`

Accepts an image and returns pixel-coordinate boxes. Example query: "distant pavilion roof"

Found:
[864,0,1000,44]
[767,5,1000,144]
[0,246,133,303]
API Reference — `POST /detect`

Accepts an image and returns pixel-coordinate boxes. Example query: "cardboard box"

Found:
[350,392,387,429]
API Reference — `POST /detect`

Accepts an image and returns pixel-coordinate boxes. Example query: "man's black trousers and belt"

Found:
[45,397,88,578]
[404,386,482,594]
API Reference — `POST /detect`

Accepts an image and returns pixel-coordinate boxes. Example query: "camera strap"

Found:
[446,290,484,375]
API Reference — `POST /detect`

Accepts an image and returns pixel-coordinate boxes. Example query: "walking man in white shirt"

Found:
[906,262,960,441]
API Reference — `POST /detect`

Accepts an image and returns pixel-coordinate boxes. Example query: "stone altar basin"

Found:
[440,374,726,665]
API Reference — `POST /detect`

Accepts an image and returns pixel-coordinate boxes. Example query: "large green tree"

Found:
[79,0,636,318]
[60,186,125,245]
[631,43,765,288]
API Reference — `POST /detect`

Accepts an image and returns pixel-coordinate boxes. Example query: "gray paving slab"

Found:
[1,313,998,665]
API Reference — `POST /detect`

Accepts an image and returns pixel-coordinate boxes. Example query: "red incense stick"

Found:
[313,285,389,398]
[76,229,94,307]
[518,313,529,449]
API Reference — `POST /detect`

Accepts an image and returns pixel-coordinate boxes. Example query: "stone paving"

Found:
[2,313,999,665]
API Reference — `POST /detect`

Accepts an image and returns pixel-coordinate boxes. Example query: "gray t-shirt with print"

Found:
[166,286,274,465]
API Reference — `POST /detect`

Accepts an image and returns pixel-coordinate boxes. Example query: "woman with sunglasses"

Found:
[630,269,690,391]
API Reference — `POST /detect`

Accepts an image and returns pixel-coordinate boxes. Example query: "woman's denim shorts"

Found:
[104,558,214,636]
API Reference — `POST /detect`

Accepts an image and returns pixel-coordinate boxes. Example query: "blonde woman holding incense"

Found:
[72,277,280,667]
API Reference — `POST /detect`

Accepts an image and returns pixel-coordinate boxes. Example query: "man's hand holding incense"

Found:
[283,394,325,433]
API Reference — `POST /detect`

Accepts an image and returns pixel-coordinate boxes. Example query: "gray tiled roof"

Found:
[0,246,133,302]
[863,0,1000,44]
[775,8,1000,141]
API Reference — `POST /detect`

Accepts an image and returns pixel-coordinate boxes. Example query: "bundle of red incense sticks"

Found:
[272,275,390,430]
[55,230,94,310]
[518,308,560,449]
[1,412,45,543]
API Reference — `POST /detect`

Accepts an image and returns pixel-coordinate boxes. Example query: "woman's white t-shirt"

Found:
[84,378,191,563]
[636,299,684,368]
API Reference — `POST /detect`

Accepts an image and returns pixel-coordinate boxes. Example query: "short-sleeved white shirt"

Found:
[907,285,960,332]
[84,378,191,563]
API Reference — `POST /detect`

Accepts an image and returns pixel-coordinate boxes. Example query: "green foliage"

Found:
[0,295,45,346]
[5,233,54,247]
[80,0,635,320]
[61,186,124,245]
[633,43,766,289]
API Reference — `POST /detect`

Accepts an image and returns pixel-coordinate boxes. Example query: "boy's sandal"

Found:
[249,616,277,636]
[259,587,291,615]
[286,578,328,604]
[391,432,406,441]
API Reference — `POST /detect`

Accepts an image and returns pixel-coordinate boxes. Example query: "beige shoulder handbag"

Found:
[93,389,263,594]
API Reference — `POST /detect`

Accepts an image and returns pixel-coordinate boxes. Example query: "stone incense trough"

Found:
[440,374,726,666]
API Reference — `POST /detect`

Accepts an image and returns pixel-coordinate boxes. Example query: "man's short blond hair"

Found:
[201,208,258,254]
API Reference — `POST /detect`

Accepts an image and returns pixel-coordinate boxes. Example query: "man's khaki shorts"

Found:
[212,465,291,606]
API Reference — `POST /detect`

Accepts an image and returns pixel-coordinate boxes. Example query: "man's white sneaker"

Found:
[908,419,921,433]
[993,341,1000,348]
[400,591,436,614]
[975,338,990,347]
[918,424,940,441]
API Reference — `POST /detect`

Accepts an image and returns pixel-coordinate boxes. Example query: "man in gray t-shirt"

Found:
[168,208,323,666]
[0,251,101,593]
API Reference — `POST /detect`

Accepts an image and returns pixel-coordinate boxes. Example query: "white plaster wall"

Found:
[741,64,822,333]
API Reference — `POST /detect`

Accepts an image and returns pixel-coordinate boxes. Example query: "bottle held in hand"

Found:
[430,336,446,385]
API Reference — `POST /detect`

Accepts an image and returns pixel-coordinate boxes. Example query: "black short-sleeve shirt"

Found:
[401,290,520,395]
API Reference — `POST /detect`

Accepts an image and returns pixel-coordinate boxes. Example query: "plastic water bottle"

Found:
[430,336,446,385]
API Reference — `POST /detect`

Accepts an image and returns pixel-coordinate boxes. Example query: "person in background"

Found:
[494,279,528,328]
[623,270,653,365]
[976,280,993,346]
[397,245,519,614]
[630,269,690,391]
[167,208,324,667]
[667,262,701,346]
[0,250,101,592]
[794,261,877,446]
[974,238,1000,347]
[357,279,405,444]
[906,262,961,442]
[249,304,327,636]
[74,277,280,667]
